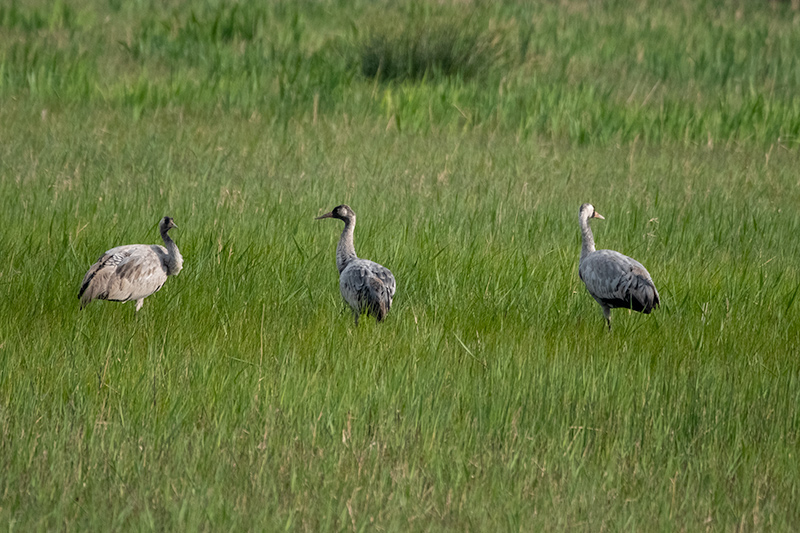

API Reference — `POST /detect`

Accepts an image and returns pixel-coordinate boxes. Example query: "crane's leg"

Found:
[602,306,611,331]
[135,299,144,313]
[353,311,359,327]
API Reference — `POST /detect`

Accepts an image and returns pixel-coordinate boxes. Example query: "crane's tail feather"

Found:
[637,278,659,314]
[78,263,113,308]
[605,278,659,314]
[79,282,103,309]
[650,289,660,311]
[78,267,99,302]
[367,277,390,322]
[78,267,101,308]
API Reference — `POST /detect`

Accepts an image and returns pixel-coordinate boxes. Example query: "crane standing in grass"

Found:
[316,205,396,325]
[578,203,659,330]
[78,216,183,313]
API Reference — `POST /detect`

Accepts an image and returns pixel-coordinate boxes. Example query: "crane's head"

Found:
[579,203,604,222]
[160,216,178,233]
[316,204,355,223]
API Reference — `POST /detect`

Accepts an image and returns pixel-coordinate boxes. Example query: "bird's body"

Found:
[317,205,396,325]
[79,217,182,313]
[578,203,659,329]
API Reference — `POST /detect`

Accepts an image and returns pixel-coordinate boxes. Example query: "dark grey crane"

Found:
[316,205,396,325]
[79,216,183,313]
[578,203,659,330]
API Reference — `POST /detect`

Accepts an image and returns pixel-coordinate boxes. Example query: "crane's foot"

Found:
[601,308,612,332]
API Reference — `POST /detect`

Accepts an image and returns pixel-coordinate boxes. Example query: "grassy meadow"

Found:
[1,0,800,530]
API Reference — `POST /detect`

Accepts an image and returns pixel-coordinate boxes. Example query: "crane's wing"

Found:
[79,245,168,307]
[579,250,659,313]
[366,261,396,301]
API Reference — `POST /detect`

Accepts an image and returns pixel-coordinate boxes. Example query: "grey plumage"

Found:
[316,204,396,325]
[79,216,183,313]
[578,203,659,330]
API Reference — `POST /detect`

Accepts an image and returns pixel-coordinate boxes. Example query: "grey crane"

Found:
[316,205,396,325]
[578,203,659,330]
[78,216,183,313]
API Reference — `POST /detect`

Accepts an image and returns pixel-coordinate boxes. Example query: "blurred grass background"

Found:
[2,0,800,143]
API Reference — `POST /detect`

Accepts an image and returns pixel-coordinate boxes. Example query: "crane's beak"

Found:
[592,211,605,220]
[315,211,333,220]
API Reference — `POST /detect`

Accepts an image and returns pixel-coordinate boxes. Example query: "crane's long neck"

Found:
[579,215,596,263]
[161,229,184,276]
[336,217,358,274]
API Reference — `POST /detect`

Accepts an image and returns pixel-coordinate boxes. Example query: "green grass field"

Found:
[2,0,800,530]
